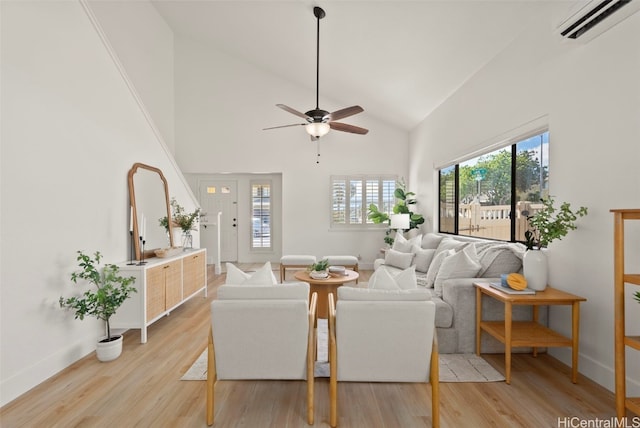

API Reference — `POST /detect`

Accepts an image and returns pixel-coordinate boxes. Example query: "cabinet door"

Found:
[146,264,166,321]
[164,260,182,309]
[183,251,206,297]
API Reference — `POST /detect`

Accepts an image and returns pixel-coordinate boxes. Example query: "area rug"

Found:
[181,319,504,382]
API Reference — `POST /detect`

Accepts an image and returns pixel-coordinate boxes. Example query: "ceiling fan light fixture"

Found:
[305,122,330,138]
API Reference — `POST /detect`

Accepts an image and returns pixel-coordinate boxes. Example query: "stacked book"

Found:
[328,265,347,276]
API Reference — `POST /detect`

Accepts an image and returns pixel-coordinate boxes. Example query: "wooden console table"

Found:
[474,282,586,384]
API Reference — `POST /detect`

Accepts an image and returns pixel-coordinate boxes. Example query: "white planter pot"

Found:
[96,335,123,362]
[310,270,329,279]
[523,250,548,291]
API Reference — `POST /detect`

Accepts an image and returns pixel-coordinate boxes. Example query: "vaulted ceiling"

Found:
[151,1,559,131]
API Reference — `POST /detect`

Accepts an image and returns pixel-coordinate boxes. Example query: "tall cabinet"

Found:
[112,249,207,343]
[611,209,640,419]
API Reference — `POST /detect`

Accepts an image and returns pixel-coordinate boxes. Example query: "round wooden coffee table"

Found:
[294,270,359,318]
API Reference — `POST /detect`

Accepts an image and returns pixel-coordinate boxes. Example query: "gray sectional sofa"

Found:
[373,232,547,354]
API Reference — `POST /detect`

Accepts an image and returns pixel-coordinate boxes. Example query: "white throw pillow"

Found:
[392,232,421,253]
[369,268,400,290]
[424,249,454,288]
[421,233,444,250]
[370,266,418,290]
[412,246,436,273]
[225,262,277,285]
[384,249,415,270]
[433,245,482,298]
[394,265,418,290]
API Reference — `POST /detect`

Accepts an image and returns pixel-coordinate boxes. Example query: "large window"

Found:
[331,176,397,227]
[439,130,549,241]
[251,182,271,249]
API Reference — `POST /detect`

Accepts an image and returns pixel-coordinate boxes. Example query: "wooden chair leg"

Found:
[430,337,440,428]
[206,327,217,426]
[307,293,317,425]
[328,294,338,427]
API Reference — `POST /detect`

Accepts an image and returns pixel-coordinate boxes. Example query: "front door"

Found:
[200,180,238,262]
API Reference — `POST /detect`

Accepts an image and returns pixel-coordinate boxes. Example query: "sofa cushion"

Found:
[339,286,431,301]
[411,247,436,273]
[431,296,454,328]
[384,249,415,270]
[392,232,421,253]
[424,249,454,288]
[421,233,444,250]
[434,245,482,298]
[226,262,278,285]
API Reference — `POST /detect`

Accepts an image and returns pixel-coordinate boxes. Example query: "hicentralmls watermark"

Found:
[557,417,640,428]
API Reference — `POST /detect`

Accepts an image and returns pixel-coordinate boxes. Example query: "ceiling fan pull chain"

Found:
[316,140,321,164]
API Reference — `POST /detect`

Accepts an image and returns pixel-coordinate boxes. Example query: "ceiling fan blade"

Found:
[330,122,369,135]
[263,123,306,130]
[276,104,310,120]
[329,105,364,121]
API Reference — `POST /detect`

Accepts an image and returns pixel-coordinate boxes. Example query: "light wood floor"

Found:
[0,265,622,427]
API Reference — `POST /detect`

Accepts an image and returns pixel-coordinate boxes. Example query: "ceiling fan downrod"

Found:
[314,7,325,111]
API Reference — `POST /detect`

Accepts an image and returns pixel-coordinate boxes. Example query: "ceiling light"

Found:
[305,122,330,138]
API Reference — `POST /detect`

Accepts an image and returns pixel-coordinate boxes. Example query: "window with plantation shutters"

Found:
[331,176,397,228]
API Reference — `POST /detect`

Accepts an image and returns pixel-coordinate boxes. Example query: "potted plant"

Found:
[635,291,640,304]
[60,251,136,362]
[367,180,425,246]
[522,197,588,291]
[159,198,202,249]
[308,258,329,279]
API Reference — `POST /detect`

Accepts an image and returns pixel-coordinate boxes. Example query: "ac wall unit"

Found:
[557,0,640,42]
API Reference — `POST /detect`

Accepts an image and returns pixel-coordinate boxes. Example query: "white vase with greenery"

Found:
[523,197,588,291]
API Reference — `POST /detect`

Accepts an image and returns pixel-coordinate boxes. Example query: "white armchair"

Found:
[206,282,317,425]
[328,287,439,428]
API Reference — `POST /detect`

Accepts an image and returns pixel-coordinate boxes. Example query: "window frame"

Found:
[330,175,398,229]
[250,180,272,250]
[438,127,549,243]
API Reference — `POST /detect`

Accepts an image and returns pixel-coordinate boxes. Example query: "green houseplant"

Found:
[524,197,588,250]
[159,198,202,248]
[60,251,136,362]
[308,259,329,279]
[522,197,588,291]
[367,180,424,246]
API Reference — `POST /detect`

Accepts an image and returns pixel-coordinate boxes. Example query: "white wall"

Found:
[410,7,640,395]
[87,0,175,153]
[0,1,190,406]
[174,35,410,266]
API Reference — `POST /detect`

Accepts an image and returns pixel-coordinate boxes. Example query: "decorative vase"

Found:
[182,230,193,249]
[96,335,123,362]
[523,249,548,291]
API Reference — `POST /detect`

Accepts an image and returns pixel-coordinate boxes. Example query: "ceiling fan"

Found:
[263,6,369,140]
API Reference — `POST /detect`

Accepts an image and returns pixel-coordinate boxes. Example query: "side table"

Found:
[474,282,586,384]
[294,270,359,318]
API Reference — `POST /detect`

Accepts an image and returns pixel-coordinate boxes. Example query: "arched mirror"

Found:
[128,163,172,260]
